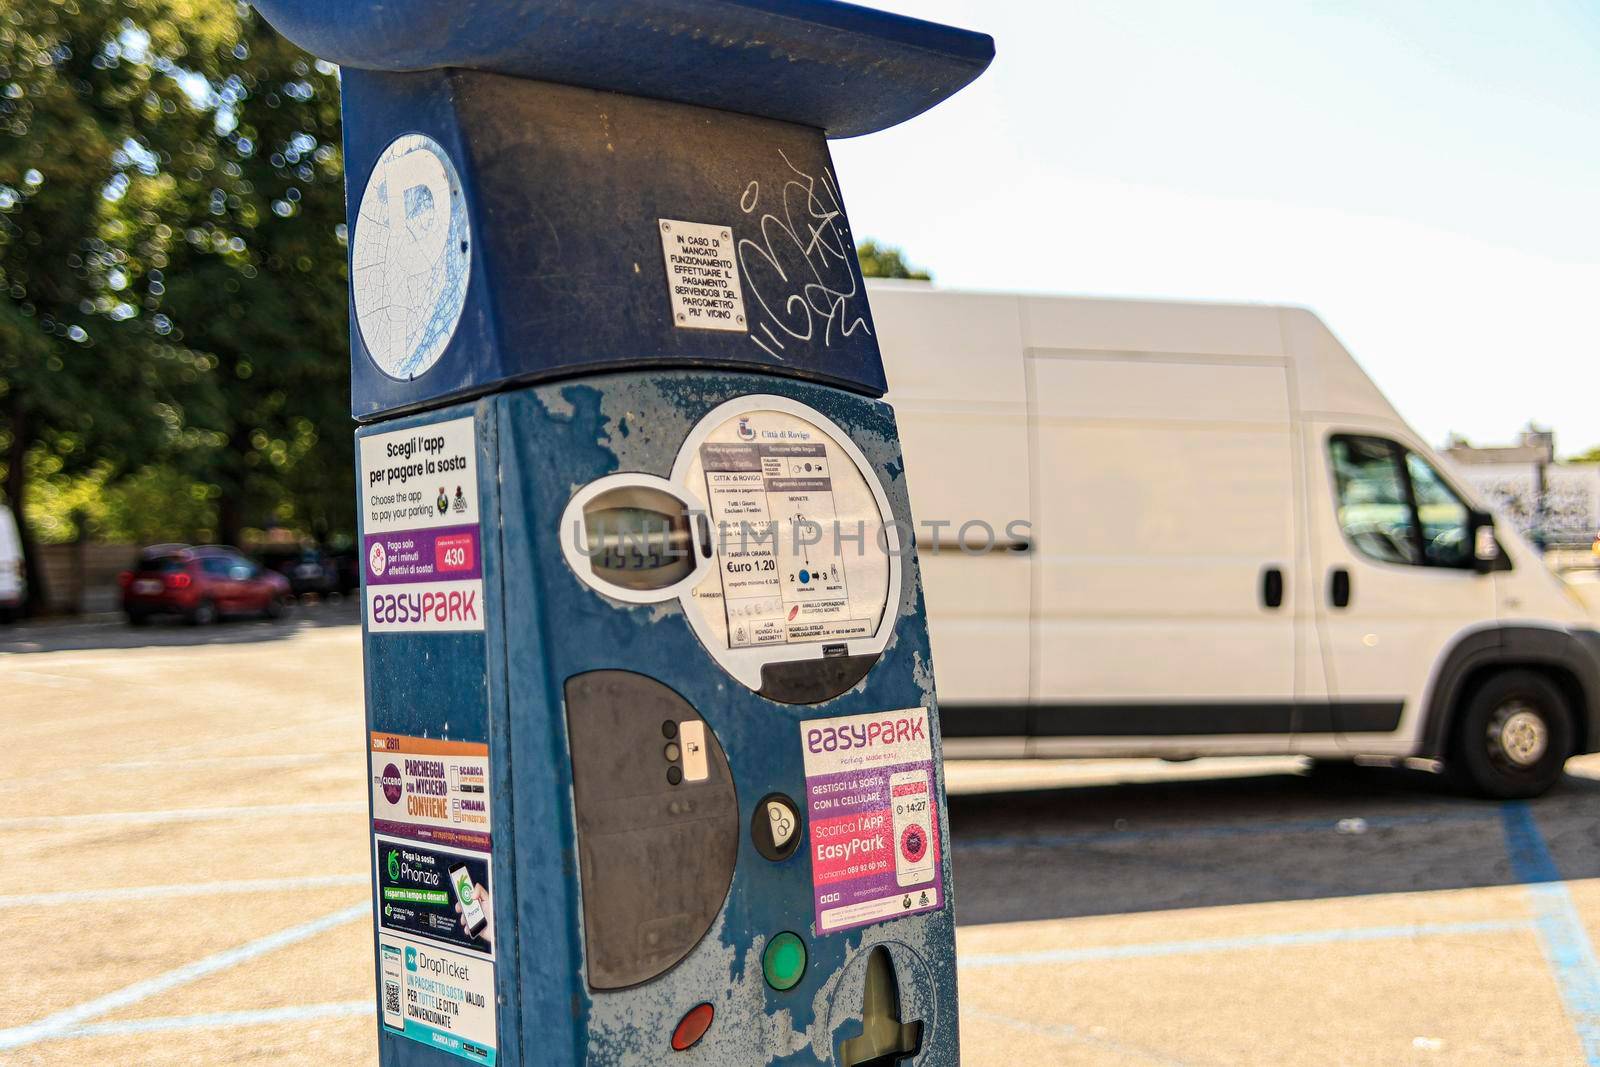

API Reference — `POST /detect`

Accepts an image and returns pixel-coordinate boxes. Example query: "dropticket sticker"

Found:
[378,933,497,1065]
[801,707,943,934]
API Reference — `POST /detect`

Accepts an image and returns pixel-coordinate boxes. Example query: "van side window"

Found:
[1328,435,1473,569]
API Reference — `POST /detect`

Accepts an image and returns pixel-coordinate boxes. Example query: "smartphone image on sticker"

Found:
[889,768,935,887]
[450,864,488,938]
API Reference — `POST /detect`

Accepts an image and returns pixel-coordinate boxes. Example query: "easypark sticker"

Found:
[359,417,484,633]
[800,707,944,934]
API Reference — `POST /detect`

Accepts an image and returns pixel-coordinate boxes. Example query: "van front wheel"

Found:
[1452,670,1573,799]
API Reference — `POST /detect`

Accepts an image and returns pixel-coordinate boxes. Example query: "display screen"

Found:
[581,489,695,591]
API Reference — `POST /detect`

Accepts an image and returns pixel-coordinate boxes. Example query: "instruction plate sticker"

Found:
[801,707,944,934]
[359,416,484,633]
[659,219,747,332]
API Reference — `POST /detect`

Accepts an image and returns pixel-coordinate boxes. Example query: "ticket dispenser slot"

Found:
[564,670,738,989]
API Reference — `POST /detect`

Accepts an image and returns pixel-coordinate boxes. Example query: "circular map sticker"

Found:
[352,134,471,380]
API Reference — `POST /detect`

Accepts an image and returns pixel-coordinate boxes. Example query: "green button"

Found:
[762,931,807,991]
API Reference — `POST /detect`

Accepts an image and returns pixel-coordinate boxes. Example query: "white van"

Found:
[0,504,25,622]
[872,282,1600,798]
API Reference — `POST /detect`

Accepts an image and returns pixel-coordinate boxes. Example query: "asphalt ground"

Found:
[3,609,1599,1065]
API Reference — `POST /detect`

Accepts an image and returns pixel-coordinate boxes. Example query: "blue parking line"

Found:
[1500,802,1600,1065]
[959,919,1530,970]
[958,808,1498,852]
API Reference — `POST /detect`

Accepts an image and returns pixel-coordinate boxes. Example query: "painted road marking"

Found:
[959,919,1531,970]
[49,1001,373,1042]
[0,873,368,909]
[964,1007,1195,1066]
[958,809,1497,852]
[0,799,366,831]
[1501,801,1600,1066]
[0,902,368,1051]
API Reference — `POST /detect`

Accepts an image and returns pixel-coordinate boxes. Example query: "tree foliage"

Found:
[0,0,349,607]
[857,239,931,281]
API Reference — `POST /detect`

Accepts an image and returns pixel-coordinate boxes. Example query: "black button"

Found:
[751,792,803,861]
[662,720,678,739]
[667,765,683,785]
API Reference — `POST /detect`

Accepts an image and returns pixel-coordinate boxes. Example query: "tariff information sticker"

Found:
[700,440,872,649]
[801,707,944,934]
[379,933,497,1065]
[359,416,484,633]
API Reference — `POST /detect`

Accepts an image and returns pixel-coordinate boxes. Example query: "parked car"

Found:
[119,544,290,625]
[0,504,24,622]
[255,544,338,597]
[873,282,1600,799]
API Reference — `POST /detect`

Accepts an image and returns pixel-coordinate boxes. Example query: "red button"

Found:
[671,1003,714,1051]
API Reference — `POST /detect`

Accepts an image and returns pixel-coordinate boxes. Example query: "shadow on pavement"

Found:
[948,762,1600,926]
[0,597,361,654]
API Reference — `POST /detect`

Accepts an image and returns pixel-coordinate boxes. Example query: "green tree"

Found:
[857,239,931,281]
[155,7,349,546]
[0,0,234,609]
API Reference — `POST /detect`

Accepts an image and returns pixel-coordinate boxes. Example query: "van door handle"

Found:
[1261,567,1284,609]
[1329,567,1351,609]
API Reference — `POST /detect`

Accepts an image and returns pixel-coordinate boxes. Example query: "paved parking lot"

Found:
[3,611,1599,1065]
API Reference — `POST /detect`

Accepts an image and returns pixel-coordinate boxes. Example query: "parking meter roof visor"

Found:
[249,0,994,137]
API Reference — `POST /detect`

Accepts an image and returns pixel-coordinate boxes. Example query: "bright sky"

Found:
[832,0,1600,456]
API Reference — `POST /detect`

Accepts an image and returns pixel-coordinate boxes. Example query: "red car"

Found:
[119,544,291,625]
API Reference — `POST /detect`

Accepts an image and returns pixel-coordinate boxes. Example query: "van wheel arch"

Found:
[1422,626,1599,763]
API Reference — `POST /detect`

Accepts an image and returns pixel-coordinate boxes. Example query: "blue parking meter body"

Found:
[250,3,992,1063]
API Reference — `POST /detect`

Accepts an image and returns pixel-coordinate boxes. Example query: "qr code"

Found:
[384,980,402,1018]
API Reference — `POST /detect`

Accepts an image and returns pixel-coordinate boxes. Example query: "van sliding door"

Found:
[1028,353,1304,750]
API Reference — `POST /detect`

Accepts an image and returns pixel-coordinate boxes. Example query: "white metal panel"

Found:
[1027,356,1289,425]
[1022,294,1285,359]
[875,284,1033,703]
[1031,357,1299,706]
[918,549,1031,703]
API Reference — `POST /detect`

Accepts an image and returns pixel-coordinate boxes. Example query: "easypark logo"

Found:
[372,588,478,625]
[366,579,485,632]
[806,714,926,754]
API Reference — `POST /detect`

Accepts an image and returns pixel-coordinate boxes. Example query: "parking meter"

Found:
[250,2,992,1062]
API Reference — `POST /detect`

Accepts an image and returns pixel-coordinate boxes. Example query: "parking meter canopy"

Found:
[249,0,994,138]
[251,0,994,420]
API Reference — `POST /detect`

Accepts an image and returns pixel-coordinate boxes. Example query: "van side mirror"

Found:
[1469,510,1501,574]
